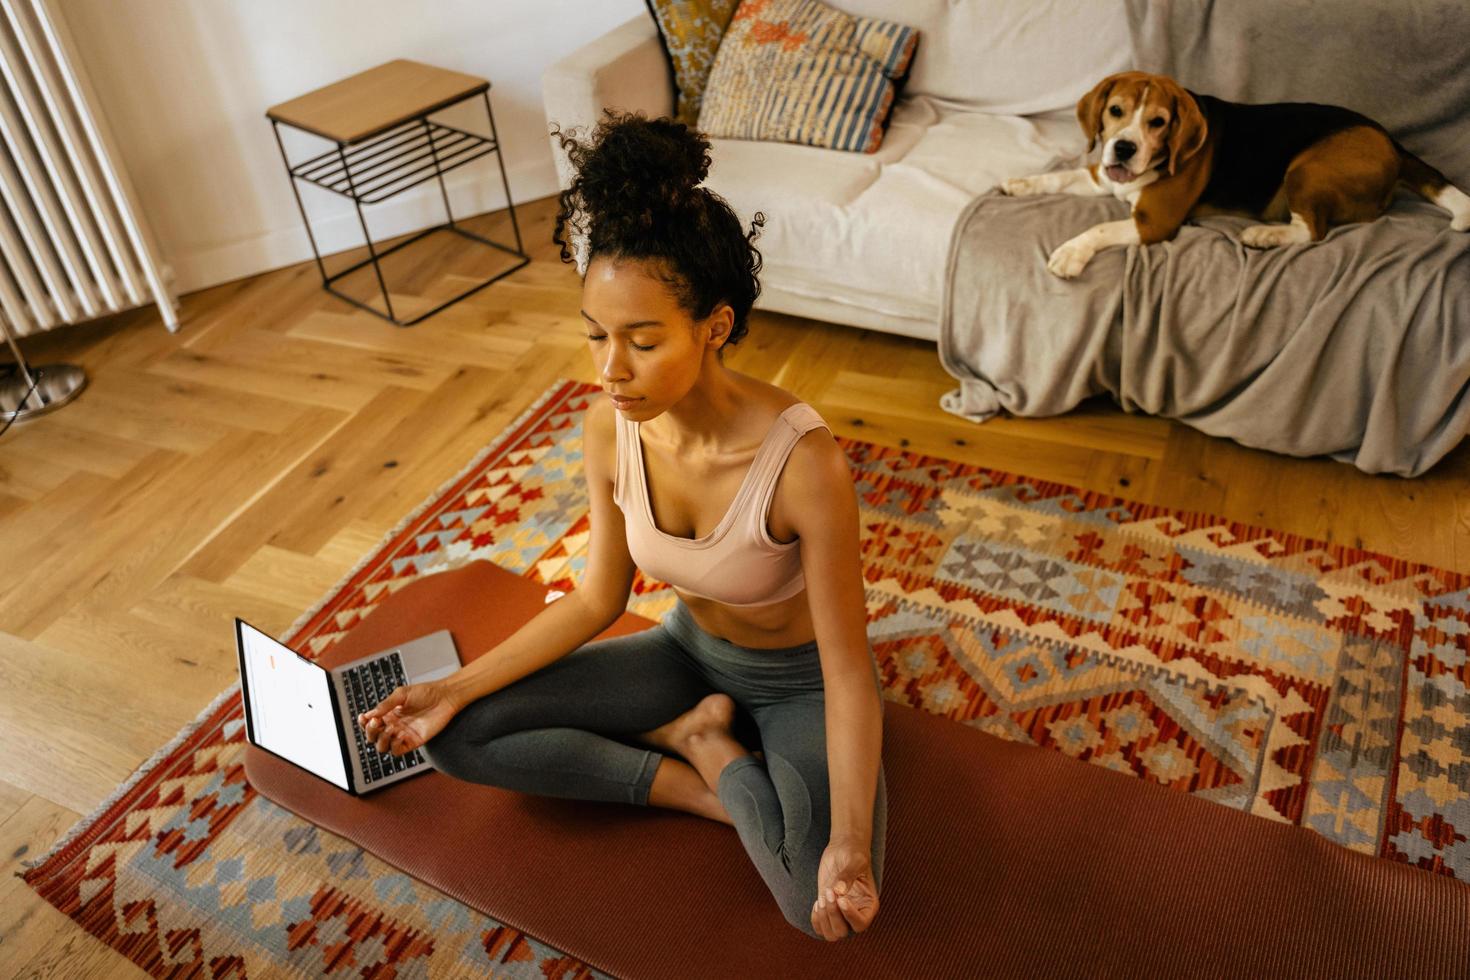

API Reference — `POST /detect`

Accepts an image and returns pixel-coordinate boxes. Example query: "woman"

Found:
[357,111,886,942]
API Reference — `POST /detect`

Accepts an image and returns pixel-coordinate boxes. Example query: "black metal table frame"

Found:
[270,86,528,327]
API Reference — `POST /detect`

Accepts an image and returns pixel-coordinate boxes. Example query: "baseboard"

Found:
[171,159,559,295]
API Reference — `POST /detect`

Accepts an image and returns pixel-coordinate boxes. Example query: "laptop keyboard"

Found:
[342,651,426,786]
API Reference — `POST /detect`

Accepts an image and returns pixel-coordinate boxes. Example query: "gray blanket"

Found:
[937,0,1470,477]
[1126,0,1470,191]
[937,193,1470,476]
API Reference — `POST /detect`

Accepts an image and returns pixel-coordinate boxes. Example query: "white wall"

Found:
[55,0,645,295]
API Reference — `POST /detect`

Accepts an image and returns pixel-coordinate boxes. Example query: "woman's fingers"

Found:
[810,876,877,940]
[386,719,415,754]
[371,713,406,754]
[360,688,407,725]
[812,889,850,941]
[371,714,421,756]
[836,880,878,933]
[360,693,434,756]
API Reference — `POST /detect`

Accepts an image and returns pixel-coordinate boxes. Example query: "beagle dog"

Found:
[1000,71,1470,278]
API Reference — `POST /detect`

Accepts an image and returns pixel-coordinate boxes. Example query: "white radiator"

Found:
[0,0,176,339]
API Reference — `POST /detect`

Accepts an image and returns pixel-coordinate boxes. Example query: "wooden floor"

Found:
[1,195,1467,976]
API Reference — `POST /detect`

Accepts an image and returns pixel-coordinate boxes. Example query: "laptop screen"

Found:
[236,620,350,791]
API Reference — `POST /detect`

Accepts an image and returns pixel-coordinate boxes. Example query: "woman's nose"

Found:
[600,348,629,383]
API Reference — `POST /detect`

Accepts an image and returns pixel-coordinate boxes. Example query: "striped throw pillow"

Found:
[697,0,919,153]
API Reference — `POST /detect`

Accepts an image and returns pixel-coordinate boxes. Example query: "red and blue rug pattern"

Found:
[23,378,1469,977]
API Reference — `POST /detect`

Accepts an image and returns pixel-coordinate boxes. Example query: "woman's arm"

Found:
[783,429,884,938]
[784,432,883,844]
[445,396,639,709]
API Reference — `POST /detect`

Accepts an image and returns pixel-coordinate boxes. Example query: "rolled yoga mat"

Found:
[244,560,1470,978]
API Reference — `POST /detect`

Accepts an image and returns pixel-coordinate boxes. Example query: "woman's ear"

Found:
[1167,86,1208,175]
[1076,75,1119,153]
[704,305,734,351]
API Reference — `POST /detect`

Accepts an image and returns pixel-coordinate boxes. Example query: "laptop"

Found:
[234,617,461,795]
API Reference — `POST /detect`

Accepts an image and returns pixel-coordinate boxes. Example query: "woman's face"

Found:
[581,256,730,419]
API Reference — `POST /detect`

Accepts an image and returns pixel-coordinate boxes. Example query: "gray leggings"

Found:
[422,598,887,939]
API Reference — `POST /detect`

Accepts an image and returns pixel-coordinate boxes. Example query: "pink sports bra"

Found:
[613,402,831,607]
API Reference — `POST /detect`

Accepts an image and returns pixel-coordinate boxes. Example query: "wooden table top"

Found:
[266,59,489,144]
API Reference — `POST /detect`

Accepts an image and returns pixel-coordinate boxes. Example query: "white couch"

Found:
[542,2,1133,342]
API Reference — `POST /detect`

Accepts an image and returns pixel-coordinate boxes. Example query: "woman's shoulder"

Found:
[747,381,835,462]
[584,393,618,439]
[582,395,622,478]
[762,387,827,436]
[742,376,813,422]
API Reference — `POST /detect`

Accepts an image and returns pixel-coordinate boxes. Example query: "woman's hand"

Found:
[356,680,460,756]
[811,836,880,940]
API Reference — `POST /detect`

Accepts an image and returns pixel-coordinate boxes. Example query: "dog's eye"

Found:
[1108,105,1123,118]
[1149,117,1166,128]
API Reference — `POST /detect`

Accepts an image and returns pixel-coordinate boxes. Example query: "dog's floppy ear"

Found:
[1076,75,1118,153]
[1167,85,1208,175]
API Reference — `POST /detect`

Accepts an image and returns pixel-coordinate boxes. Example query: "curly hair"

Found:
[551,110,765,350]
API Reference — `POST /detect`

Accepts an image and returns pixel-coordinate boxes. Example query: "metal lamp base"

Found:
[1,363,87,423]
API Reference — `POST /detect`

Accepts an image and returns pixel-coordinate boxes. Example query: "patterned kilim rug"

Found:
[22,378,1470,977]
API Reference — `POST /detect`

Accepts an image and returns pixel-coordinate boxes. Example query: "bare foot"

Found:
[639,693,736,755]
[638,694,746,793]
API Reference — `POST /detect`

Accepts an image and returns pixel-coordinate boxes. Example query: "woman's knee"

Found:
[420,729,477,782]
[761,845,827,939]
[778,891,825,940]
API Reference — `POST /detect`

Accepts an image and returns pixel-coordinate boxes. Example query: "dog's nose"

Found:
[1113,140,1137,162]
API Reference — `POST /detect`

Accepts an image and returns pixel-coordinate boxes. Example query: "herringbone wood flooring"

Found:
[1,196,1466,976]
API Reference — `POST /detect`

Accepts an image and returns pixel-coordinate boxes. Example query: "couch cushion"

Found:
[706,96,1082,326]
[825,0,1132,115]
[698,0,920,153]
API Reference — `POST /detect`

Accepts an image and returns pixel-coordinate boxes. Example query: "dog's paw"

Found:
[1000,176,1044,197]
[1240,223,1308,249]
[1046,240,1092,279]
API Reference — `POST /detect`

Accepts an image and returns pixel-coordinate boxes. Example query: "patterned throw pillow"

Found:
[696,0,919,153]
[644,0,742,126]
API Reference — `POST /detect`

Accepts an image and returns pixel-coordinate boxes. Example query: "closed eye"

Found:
[586,334,655,351]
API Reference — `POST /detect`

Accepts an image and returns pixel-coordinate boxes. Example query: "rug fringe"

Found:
[20,681,242,872]
[21,378,578,875]
[280,378,577,645]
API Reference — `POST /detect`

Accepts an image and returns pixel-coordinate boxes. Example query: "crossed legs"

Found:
[421,622,884,939]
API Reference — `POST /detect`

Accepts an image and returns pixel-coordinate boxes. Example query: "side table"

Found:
[266,59,528,326]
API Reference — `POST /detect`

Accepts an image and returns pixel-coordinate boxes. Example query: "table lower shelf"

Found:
[290,119,498,204]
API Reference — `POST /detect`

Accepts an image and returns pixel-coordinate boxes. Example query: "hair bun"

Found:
[568,111,711,214]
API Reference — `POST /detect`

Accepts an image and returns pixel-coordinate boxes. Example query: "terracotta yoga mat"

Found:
[244,560,1470,978]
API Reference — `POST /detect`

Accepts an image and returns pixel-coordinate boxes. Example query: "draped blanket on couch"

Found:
[937,193,1470,477]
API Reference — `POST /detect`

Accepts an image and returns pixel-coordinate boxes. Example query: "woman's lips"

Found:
[609,393,642,409]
